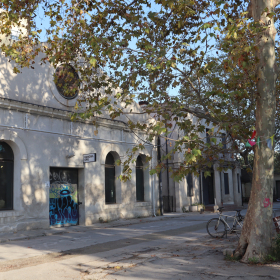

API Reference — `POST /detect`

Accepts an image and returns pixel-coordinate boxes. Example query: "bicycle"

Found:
[206,207,244,238]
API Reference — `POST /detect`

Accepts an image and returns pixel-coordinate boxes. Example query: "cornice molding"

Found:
[0,97,128,130]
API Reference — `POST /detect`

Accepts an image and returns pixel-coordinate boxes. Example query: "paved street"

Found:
[0,209,280,279]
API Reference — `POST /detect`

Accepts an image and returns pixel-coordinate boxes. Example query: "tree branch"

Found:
[275,0,280,7]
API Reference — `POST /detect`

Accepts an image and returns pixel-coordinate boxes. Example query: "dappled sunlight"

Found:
[66,231,280,279]
[0,54,71,110]
[0,216,207,261]
[0,215,279,279]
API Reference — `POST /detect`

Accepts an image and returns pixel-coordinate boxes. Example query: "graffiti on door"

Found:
[49,168,78,226]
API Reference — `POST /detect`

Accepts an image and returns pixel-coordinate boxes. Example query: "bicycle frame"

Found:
[218,213,243,233]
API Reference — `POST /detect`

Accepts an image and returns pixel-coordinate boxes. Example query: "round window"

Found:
[54,64,80,99]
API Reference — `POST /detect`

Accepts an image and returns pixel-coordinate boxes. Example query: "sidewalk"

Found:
[0,207,250,244]
[0,212,189,243]
[0,212,205,243]
[0,207,279,280]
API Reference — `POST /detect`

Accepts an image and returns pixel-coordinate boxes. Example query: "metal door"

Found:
[49,168,79,227]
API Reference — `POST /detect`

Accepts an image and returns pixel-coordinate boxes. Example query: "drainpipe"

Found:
[165,129,170,212]
[200,171,204,205]
[158,137,163,215]
[240,173,244,206]
[152,142,156,217]
[152,174,156,216]
[199,170,202,204]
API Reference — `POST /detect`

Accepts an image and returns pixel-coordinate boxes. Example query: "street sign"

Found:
[83,153,96,163]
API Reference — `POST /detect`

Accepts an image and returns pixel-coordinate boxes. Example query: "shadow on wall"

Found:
[10,133,81,218]
[0,53,153,122]
[0,54,53,106]
[84,151,152,225]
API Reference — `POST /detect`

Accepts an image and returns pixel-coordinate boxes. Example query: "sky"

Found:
[31,0,236,100]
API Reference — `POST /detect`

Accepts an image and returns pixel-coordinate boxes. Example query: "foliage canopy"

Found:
[0,0,278,179]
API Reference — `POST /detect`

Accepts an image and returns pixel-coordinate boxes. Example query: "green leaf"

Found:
[150,169,157,175]
[192,149,201,156]
[267,12,276,19]
[90,57,97,67]
[13,67,20,74]
[210,138,217,144]
[204,171,211,178]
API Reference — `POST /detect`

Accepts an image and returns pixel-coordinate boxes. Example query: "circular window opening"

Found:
[54,64,80,99]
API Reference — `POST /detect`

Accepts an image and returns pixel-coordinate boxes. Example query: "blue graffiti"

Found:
[49,169,78,227]
[49,195,78,226]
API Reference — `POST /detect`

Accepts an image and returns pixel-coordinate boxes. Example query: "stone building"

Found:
[159,115,243,213]
[0,19,242,233]
[0,49,158,232]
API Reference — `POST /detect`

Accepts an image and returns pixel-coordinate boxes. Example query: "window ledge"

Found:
[135,202,152,207]
[103,202,152,209]
[104,204,121,209]
[0,210,23,218]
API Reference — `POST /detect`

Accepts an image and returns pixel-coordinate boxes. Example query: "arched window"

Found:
[136,156,144,202]
[105,152,116,204]
[0,142,14,210]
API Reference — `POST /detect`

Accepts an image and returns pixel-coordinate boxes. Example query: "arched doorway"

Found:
[0,142,14,210]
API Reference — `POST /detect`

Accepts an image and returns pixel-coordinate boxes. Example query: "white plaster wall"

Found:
[0,46,157,232]
[233,167,242,206]
[0,10,28,46]
[0,54,150,125]
[0,106,155,232]
[221,169,234,204]
[176,173,200,212]
[160,111,239,210]
[213,164,222,206]
[178,179,187,212]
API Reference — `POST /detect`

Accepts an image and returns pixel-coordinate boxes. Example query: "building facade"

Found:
[0,22,243,233]
[159,115,243,213]
[0,51,158,233]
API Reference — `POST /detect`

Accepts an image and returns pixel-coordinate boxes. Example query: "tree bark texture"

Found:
[235,0,277,262]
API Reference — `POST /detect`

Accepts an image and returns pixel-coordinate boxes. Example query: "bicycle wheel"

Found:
[206,218,226,238]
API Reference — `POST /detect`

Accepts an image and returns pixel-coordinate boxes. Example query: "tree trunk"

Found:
[234,0,277,262]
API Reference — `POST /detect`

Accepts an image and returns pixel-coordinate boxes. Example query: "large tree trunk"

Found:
[234,0,277,262]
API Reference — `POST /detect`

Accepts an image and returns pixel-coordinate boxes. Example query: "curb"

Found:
[0,230,69,243]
